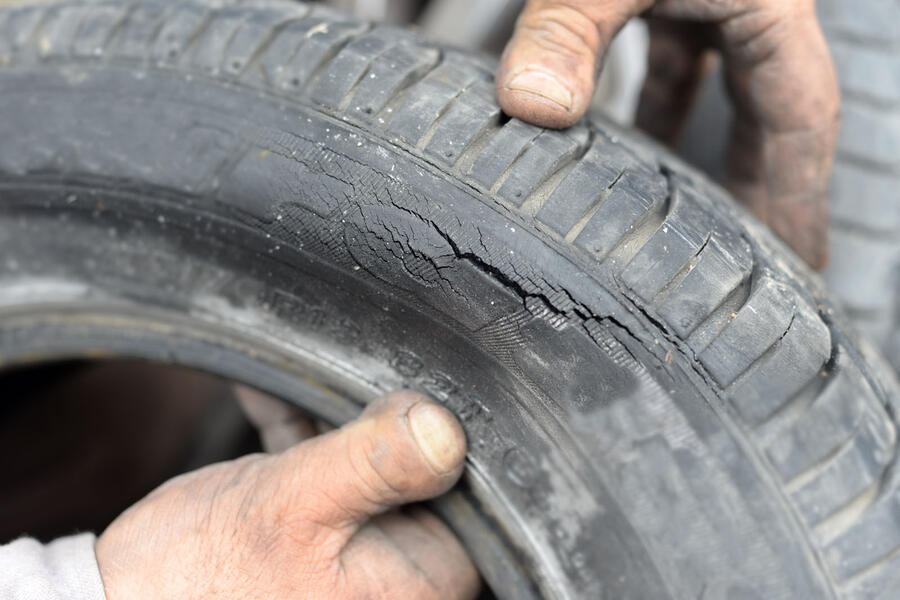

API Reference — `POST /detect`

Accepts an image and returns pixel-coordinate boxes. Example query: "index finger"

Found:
[694,0,840,268]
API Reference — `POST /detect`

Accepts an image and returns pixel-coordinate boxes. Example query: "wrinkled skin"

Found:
[95,391,480,600]
[496,0,840,269]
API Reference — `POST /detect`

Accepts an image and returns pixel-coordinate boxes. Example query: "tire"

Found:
[676,1,900,382]
[816,0,900,375]
[1,1,899,598]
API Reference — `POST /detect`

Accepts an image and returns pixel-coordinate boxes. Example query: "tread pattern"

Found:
[813,4,900,589]
[1,1,899,596]
[818,0,900,369]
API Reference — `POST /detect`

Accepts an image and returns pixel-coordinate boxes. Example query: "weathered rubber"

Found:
[818,0,900,377]
[0,1,899,598]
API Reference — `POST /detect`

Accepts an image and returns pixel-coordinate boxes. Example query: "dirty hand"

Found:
[95,391,481,600]
[497,0,840,269]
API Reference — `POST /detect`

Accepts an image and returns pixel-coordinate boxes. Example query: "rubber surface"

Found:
[817,0,900,375]
[0,1,899,598]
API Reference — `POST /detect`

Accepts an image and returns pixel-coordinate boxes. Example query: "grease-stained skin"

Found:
[496,0,840,269]
[95,391,480,600]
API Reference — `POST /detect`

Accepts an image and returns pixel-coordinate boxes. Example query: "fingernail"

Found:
[504,70,573,110]
[408,402,465,475]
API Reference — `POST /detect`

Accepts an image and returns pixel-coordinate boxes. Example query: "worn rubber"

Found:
[817,0,900,377]
[1,1,899,598]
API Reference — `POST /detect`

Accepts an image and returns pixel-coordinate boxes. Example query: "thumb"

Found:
[497,0,653,128]
[272,391,466,533]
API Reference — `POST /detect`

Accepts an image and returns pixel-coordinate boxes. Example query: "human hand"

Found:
[95,391,480,600]
[496,0,840,269]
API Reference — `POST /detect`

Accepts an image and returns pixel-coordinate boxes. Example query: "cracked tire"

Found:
[2,1,900,598]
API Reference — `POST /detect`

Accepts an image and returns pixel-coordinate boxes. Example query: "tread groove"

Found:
[370,46,443,129]
[841,543,900,587]
[835,149,900,176]
[235,15,307,84]
[821,27,900,52]
[601,168,675,274]
[96,4,135,57]
[519,128,596,218]
[299,20,374,98]
[563,168,623,242]
[685,262,754,349]
[165,7,217,64]
[414,77,479,151]
[753,355,833,440]
[136,4,173,61]
[649,231,711,305]
[784,431,860,494]
[453,116,504,174]
[21,4,59,59]
[334,38,397,112]
[723,311,797,391]
[814,478,880,546]
[487,132,541,194]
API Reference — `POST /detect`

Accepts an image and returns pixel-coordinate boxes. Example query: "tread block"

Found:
[221,5,307,79]
[843,554,900,600]
[467,118,542,189]
[569,175,667,261]
[424,82,499,164]
[255,12,355,89]
[727,305,831,425]
[832,40,900,105]
[826,490,900,580]
[37,5,92,58]
[656,234,753,337]
[698,277,797,388]
[819,0,900,44]
[112,3,169,60]
[829,162,900,232]
[71,4,129,58]
[386,60,481,146]
[310,29,395,109]
[347,40,441,123]
[765,358,892,482]
[263,15,368,93]
[572,183,664,260]
[535,143,658,235]
[791,436,894,526]
[152,3,212,63]
[838,102,900,169]
[496,127,590,207]
[188,7,248,73]
[620,185,751,315]
[0,5,48,56]
[620,227,701,303]
[825,227,900,314]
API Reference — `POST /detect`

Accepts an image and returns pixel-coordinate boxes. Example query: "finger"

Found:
[396,508,482,598]
[497,0,654,128]
[718,1,839,269]
[234,384,318,452]
[274,391,467,532]
[636,18,714,145]
[341,510,481,600]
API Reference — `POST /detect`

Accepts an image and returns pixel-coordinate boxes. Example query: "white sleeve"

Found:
[0,534,106,600]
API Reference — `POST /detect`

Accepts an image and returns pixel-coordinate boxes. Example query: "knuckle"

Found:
[723,0,817,62]
[723,10,790,67]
